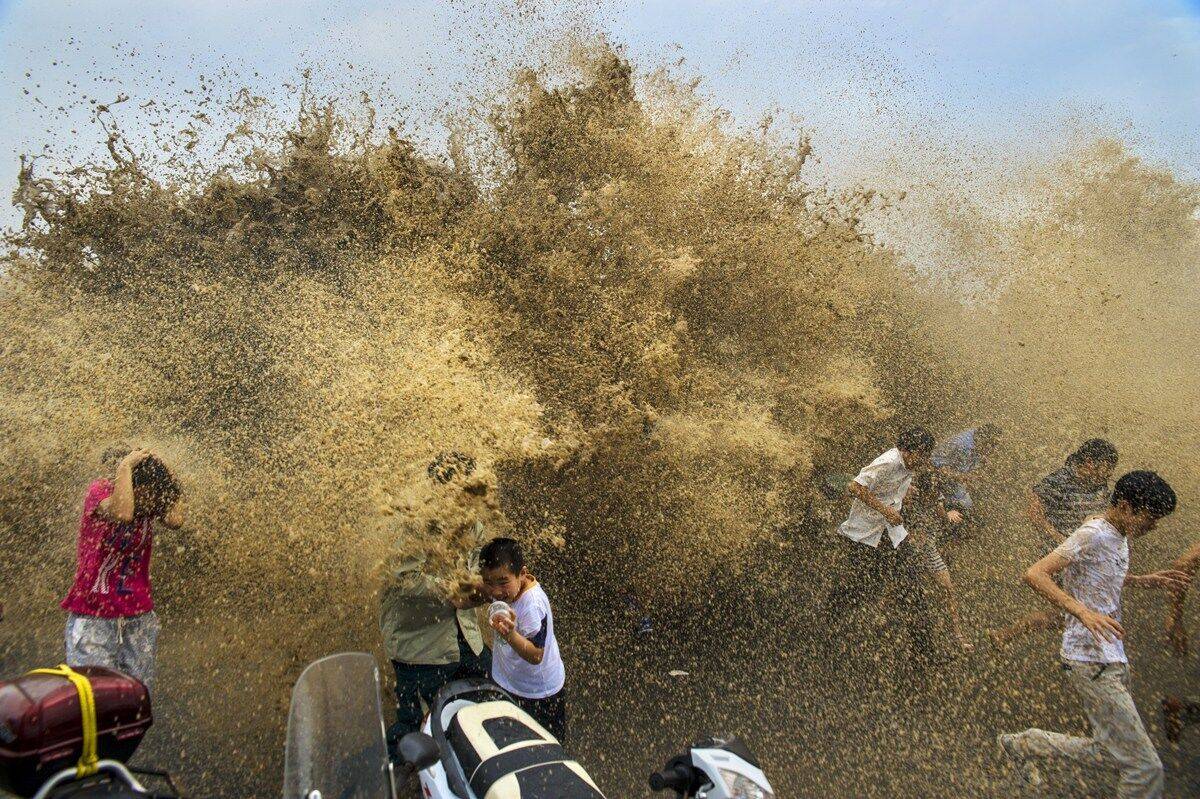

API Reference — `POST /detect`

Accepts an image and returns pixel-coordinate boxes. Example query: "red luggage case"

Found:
[0,667,152,797]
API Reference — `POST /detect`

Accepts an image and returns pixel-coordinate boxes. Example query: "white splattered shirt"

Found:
[1054,517,1129,664]
[837,448,912,549]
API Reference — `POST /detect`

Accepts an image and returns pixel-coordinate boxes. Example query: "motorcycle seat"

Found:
[446,700,604,799]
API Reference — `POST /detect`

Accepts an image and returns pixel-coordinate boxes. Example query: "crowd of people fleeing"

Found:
[47,427,1200,797]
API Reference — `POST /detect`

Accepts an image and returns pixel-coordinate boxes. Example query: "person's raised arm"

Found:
[1166,541,1200,656]
[847,480,903,526]
[97,449,151,523]
[1026,492,1061,547]
[1023,551,1124,645]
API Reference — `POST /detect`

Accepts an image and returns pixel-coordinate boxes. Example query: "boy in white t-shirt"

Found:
[480,537,568,742]
[998,471,1188,799]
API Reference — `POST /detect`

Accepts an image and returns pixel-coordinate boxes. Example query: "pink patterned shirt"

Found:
[61,479,156,618]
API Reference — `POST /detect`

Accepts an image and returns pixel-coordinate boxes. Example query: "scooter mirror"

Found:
[398,732,441,772]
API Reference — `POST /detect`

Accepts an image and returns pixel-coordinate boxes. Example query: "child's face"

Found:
[481,565,524,603]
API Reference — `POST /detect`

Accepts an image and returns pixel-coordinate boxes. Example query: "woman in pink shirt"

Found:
[62,447,184,689]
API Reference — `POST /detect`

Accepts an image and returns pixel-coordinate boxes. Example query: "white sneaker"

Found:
[997,733,1044,790]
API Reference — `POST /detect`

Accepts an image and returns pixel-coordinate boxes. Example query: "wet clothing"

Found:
[1008,661,1162,799]
[379,525,487,666]
[838,448,913,549]
[65,610,161,688]
[62,480,156,618]
[379,571,485,666]
[931,428,983,474]
[911,533,948,575]
[491,583,565,701]
[1034,464,1111,537]
[931,428,983,513]
[1054,518,1129,664]
[904,474,950,575]
[513,688,568,744]
[388,628,490,741]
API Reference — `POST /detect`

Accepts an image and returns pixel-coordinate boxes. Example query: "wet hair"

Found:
[427,451,476,484]
[479,537,525,576]
[1066,438,1118,468]
[896,427,935,455]
[1111,470,1177,518]
[131,456,181,517]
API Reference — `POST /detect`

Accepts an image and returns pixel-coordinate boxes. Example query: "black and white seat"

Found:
[443,700,603,799]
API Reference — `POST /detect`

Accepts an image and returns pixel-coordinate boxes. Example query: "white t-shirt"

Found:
[1054,517,1129,664]
[492,583,565,700]
[837,448,912,549]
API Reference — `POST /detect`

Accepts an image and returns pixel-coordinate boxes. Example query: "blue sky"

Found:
[1,1,1198,230]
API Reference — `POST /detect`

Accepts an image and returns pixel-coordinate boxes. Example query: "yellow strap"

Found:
[28,665,99,778]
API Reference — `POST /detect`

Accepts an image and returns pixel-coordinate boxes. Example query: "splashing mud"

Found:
[2,37,1198,799]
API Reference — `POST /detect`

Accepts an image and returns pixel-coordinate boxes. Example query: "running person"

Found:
[997,471,1187,798]
[904,472,972,653]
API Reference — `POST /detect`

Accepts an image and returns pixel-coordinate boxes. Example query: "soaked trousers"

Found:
[65,611,161,690]
[824,537,934,664]
[388,630,491,745]
[1010,661,1163,799]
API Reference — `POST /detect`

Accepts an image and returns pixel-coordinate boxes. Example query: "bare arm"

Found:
[1026,492,1062,547]
[1166,541,1200,656]
[1024,551,1124,644]
[97,449,150,523]
[848,481,903,525]
[1124,570,1189,590]
[491,614,544,665]
[448,577,489,609]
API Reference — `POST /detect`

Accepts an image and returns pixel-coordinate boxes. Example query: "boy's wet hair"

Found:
[131,456,181,517]
[427,451,476,484]
[1067,438,1119,467]
[896,427,935,455]
[1111,470,1177,518]
[480,537,525,576]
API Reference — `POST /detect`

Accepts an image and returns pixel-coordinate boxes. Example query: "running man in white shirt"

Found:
[998,471,1188,799]
[824,427,938,664]
[480,537,568,743]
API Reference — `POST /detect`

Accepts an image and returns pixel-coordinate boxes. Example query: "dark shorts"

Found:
[513,688,567,744]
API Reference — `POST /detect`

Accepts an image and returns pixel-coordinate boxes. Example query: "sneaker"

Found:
[996,733,1043,789]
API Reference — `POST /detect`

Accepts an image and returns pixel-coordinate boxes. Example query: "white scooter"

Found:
[281,653,773,799]
[647,738,775,799]
[397,678,605,799]
[398,680,775,799]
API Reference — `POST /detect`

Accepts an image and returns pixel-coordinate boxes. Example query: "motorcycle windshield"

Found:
[282,652,394,799]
